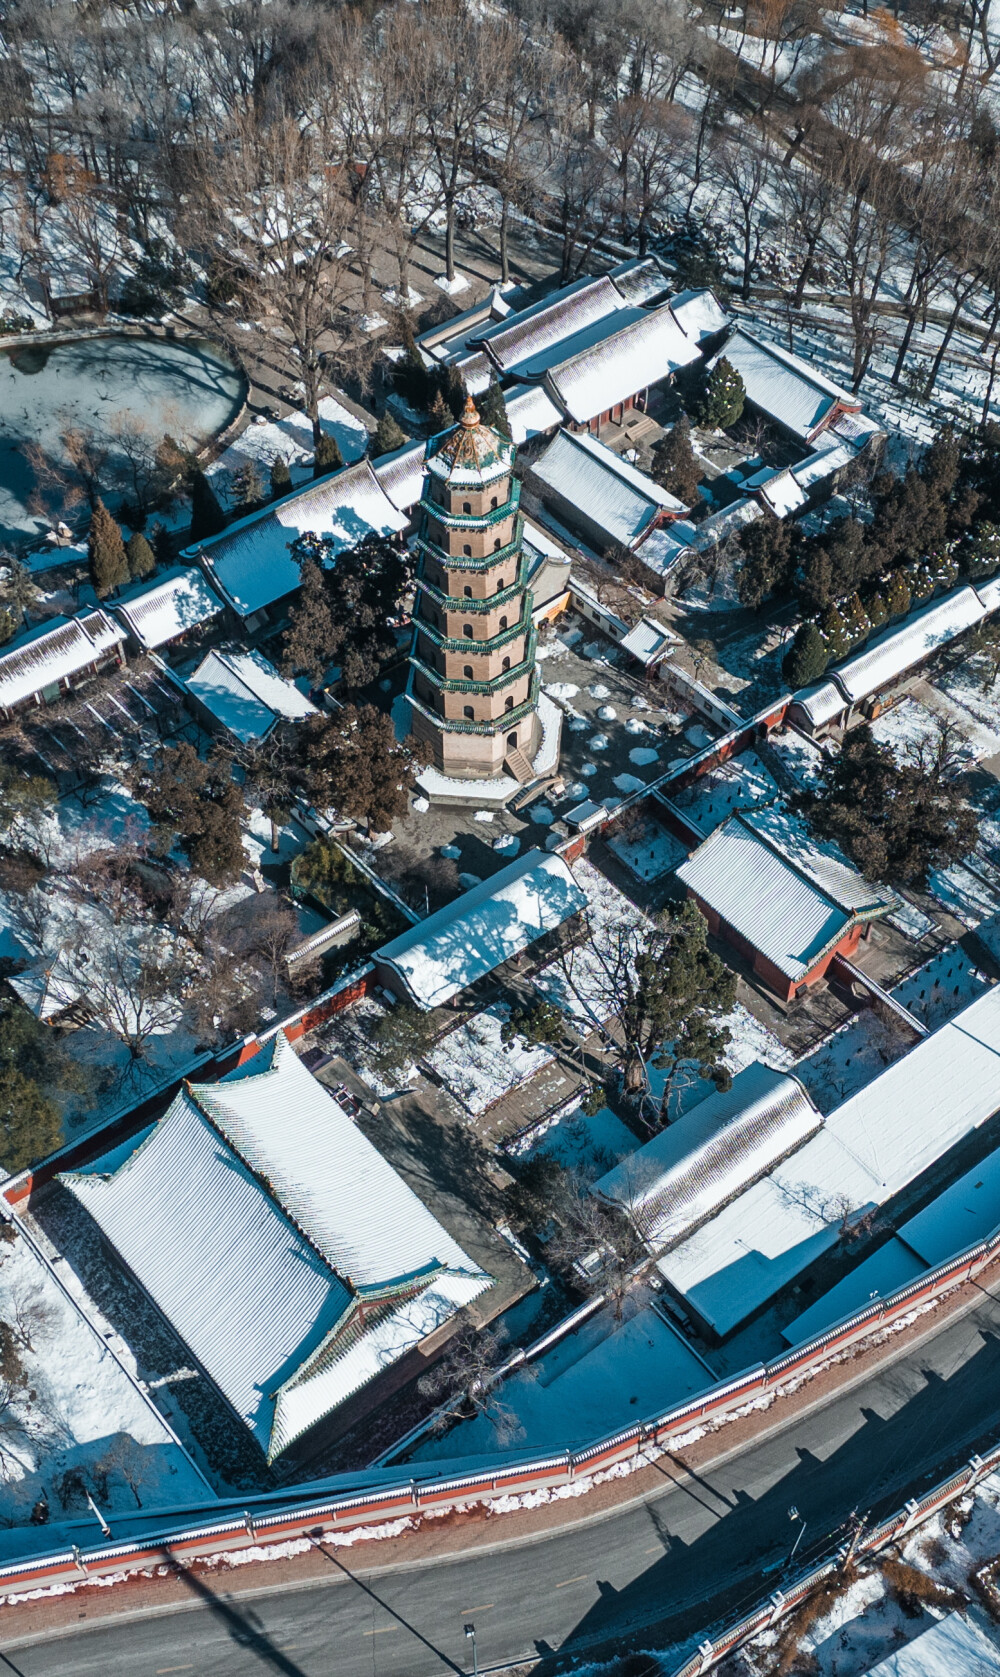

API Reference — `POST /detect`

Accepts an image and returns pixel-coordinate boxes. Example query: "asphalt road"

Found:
[7,1288,1000,1677]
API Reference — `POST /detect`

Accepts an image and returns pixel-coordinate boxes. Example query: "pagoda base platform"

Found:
[415,694,562,807]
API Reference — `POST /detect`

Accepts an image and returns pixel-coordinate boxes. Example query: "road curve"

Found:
[7,1287,1000,1677]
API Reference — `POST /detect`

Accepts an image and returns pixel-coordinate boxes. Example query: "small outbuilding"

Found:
[184,647,316,743]
[111,566,223,653]
[375,848,588,1010]
[531,429,688,560]
[0,609,126,720]
[675,810,896,1002]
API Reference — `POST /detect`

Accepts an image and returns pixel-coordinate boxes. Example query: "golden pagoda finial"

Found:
[460,394,480,428]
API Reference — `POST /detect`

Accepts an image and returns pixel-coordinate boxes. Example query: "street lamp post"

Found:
[788,1505,807,1564]
[464,1622,478,1677]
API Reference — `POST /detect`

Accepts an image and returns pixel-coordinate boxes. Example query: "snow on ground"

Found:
[313,995,416,1098]
[606,819,687,882]
[519,1104,638,1181]
[764,726,829,791]
[205,396,368,503]
[732,1467,1000,1677]
[871,693,1000,771]
[0,1227,207,1541]
[795,946,990,1111]
[410,1302,712,1460]
[936,662,1000,741]
[426,1003,554,1117]
[667,750,782,836]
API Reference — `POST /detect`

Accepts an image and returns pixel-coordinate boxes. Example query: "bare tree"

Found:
[417,1313,528,1445]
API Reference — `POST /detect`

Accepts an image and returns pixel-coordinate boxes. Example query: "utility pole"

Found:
[464,1622,478,1677]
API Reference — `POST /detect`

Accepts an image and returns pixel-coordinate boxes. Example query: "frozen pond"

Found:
[0,334,245,541]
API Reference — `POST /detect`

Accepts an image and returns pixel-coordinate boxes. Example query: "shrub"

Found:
[696,356,745,429]
[784,622,829,688]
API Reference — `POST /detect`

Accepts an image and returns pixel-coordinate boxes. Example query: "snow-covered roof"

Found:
[470,273,625,376]
[186,647,316,742]
[713,327,859,442]
[637,521,698,579]
[416,285,512,355]
[504,383,564,444]
[377,849,588,1010]
[63,1036,488,1460]
[658,983,1000,1336]
[975,575,1000,614]
[743,464,808,519]
[372,440,428,513]
[63,1089,353,1457]
[830,586,985,706]
[607,256,672,306]
[111,566,223,650]
[533,429,686,548]
[677,815,862,981]
[195,1034,484,1287]
[740,805,894,916]
[865,1611,1000,1677]
[668,287,730,345]
[691,497,762,549]
[0,611,124,711]
[790,441,856,489]
[620,617,676,664]
[790,679,846,731]
[898,1143,1000,1267]
[543,302,699,425]
[594,1062,822,1251]
[781,1236,927,1345]
[189,459,407,618]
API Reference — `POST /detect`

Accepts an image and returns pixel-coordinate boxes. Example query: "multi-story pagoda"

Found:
[406,397,545,783]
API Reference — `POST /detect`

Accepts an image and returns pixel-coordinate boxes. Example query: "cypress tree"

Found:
[820,601,854,662]
[650,414,701,505]
[783,622,829,688]
[88,499,130,597]
[862,588,889,633]
[477,375,512,441]
[885,570,912,619]
[149,521,174,569]
[440,364,467,421]
[313,433,343,478]
[125,531,156,581]
[372,412,407,455]
[427,388,451,432]
[270,454,292,500]
[189,471,227,543]
[843,592,872,650]
[230,459,266,517]
[696,357,745,429]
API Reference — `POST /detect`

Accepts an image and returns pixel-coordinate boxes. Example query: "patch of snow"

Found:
[629,747,660,766]
[625,718,648,735]
[458,872,483,888]
[473,810,495,823]
[589,734,610,751]
[597,705,617,721]
[607,821,687,883]
[589,684,611,699]
[579,762,598,777]
[427,1003,554,1116]
[530,804,555,825]
[494,834,520,854]
[613,774,646,794]
[411,797,430,813]
[440,844,462,860]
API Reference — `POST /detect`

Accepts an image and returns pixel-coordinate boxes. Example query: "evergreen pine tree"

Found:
[270,454,292,500]
[477,375,512,441]
[125,531,156,581]
[189,471,227,543]
[820,601,854,662]
[428,388,451,432]
[862,588,889,633]
[783,622,829,688]
[649,414,701,505]
[313,433,343,478]
[696,357,745,429]
[843,592,872,650]
[149,521,174,569]
[885,570,912,619]
[88,499,130,597]
[281,558,338,683]
[372,411,407,455]
[963,522,1000,581]
[229,459,266,516]
[440,364,467,421]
